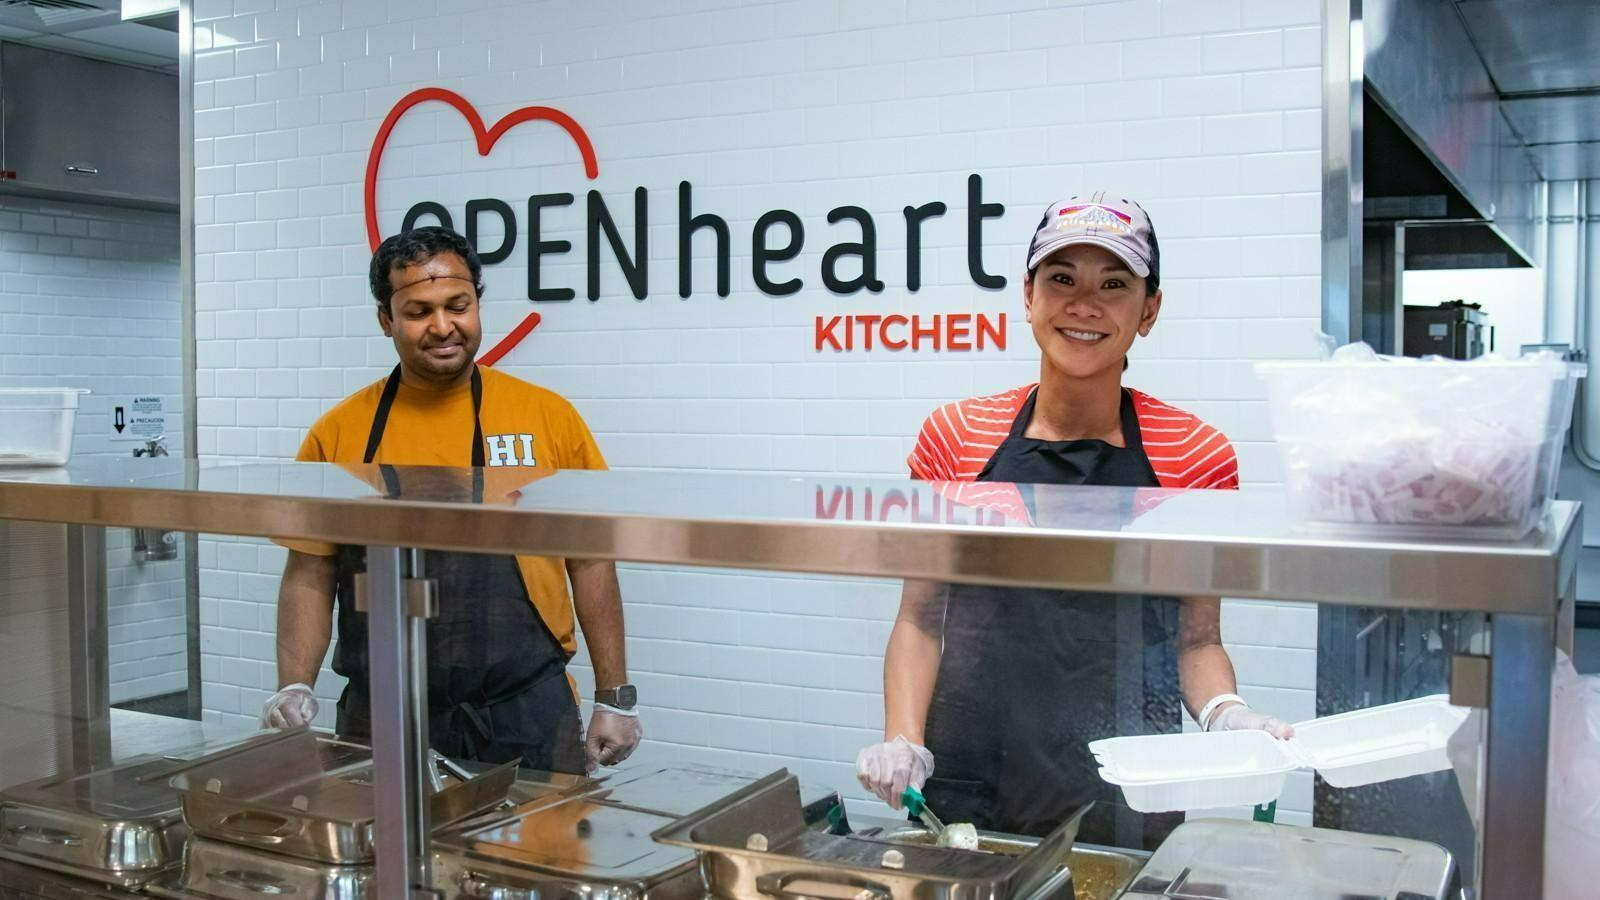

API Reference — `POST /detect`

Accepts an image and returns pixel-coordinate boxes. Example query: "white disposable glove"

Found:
[855,736,934,809]
[1208,702,1295,739]
[261,683,318,730]
[585,704,642,772]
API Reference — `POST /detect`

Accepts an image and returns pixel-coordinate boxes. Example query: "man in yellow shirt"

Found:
[262,226,639,774]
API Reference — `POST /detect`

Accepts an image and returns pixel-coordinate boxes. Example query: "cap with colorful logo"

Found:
[1026,193,1160,285]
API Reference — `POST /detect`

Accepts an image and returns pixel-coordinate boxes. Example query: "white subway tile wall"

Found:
[192,0,1321,824]
[0,196,188,703]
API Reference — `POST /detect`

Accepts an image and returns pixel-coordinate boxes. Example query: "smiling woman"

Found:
[857,192,1274,849]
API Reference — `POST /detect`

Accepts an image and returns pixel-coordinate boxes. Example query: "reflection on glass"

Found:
[270,463,637,777]
[107,525,188,719]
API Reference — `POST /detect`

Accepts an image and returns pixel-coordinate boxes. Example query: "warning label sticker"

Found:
[110,395,168,444]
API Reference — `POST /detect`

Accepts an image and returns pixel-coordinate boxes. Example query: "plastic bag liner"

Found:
[1446,650,1600,899]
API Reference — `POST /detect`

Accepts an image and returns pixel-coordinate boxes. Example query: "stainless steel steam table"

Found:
[0,460,1580,899]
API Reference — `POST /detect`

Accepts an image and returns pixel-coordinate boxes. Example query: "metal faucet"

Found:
[133,436,177,561]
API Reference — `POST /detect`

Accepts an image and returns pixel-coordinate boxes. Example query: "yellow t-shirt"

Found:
[288,366,607,658]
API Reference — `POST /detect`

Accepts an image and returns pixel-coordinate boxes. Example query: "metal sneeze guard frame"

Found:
[0,459,1581,898]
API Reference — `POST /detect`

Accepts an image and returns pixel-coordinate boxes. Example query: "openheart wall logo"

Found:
[366,87,1013,358]
[364,87,600,366]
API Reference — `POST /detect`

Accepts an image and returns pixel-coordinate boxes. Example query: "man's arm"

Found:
[276,550,337,688]
[567,558,627,690]
[568,557,639,770]
[883,579,947,744]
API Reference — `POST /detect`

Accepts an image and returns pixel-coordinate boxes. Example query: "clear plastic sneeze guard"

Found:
[0,460,1580,900]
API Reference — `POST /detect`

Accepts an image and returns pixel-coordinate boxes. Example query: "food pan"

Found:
[164,729,516,865]
[652,769,1089,900]
[432,794,701,900]
[145,837,373,900]
[0,756,189,887]
[862,825,1146,900]
[1120,819,1453,900]
[0,854,142,898]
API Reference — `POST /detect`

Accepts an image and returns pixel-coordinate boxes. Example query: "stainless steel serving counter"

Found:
[0,460,1580,899]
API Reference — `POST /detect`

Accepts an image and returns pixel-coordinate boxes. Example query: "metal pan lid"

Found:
[2,757,184,821]
[440,797,694,883]
[580,764,766,818]
[1127,819,1453,900]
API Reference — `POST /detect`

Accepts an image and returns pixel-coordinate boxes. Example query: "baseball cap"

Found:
[1025,193,1160,284]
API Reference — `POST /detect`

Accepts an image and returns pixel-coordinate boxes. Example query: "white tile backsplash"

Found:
[0,195,186,704]
[191,0,1324,818]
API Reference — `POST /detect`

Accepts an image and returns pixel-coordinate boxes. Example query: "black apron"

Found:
[331,365,585,774]
[920,388,1184,849]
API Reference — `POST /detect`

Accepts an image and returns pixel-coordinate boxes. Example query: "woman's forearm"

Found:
[883,580,946,744]
[1178,597,1239,724]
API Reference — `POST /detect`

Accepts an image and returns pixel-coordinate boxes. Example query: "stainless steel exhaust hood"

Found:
[1362,0,1543,269]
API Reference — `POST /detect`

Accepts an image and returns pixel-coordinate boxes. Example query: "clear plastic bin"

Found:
[1257,352,1584,541]
[0,389,89,467]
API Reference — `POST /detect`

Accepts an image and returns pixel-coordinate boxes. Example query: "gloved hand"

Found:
[856,736,934,809]
[585,704,641,772]
[1208,702,1294,739]
[261,683,318,729]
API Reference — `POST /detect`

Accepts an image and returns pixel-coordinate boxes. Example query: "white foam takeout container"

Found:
[1089,694,1470,813]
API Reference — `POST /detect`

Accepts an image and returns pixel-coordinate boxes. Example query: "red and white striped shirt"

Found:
[907,384,1240,490]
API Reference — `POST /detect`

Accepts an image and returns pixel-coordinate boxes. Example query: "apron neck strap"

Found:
[469,367,485,468]
[364,364,487,467]
[1116,389,1145,455]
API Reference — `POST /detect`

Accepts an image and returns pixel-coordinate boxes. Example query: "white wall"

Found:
[0,195,188,703]
[191,0,1323,825]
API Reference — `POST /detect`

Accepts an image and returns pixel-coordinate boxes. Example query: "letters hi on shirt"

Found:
[484,433,538,468]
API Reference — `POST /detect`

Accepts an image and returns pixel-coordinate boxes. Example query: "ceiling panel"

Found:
[1529,142,1600,182]
[0,0,173,70]
[1456,1,1600,94]
[1502,94,1600,146]
[70,22,176,58]
[0,2,117,36]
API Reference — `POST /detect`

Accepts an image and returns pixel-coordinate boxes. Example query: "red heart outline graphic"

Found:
[364,87,600,366]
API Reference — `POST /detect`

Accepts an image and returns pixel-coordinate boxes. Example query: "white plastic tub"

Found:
[1091,694,1469,813]
[0,389,89,467]
[1258,351,1583,540]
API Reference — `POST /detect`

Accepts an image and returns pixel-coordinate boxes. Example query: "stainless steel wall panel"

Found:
[1364,0,1540,261]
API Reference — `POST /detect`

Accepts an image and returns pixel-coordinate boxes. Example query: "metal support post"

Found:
[405,548,434,891]
[1478,612,1554,898]
[366,545,432,897]
[1322,0,1364,345]
[65,524,110,770]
